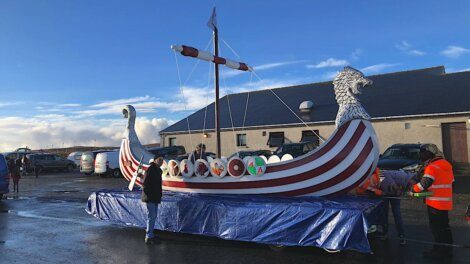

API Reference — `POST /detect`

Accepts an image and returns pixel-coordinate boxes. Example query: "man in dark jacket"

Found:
[141,156,163,245]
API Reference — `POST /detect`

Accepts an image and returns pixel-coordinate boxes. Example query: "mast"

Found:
[171,7,252,159]
[213,25,221,158]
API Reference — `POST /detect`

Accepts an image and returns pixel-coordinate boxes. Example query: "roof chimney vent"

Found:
[299,100,314,112]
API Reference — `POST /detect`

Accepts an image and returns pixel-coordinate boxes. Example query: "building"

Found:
[159,66,470,165]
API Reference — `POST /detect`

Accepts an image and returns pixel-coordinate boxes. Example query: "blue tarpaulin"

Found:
[86,190,384,253]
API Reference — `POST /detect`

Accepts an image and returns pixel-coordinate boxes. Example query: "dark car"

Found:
[27,153,76,173]
[148,146,186,160]
[228,150,272,160]
[0,154,9,197]
[378,143,444,172]
[274,142,316,158]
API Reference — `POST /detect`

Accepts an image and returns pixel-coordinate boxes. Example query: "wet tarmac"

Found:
[1,171,469,264]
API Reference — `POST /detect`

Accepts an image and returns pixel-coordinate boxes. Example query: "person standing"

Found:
[8,158,21,192]
[378,169,416,245]
[412,150,454,260]
[22,155,29,176]
[188,143,208,164]
[141,156,163,245]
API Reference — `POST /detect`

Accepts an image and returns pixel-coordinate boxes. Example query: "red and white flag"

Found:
[207,7,217,31]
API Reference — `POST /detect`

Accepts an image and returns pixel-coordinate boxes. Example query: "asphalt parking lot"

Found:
[1,171,469,264]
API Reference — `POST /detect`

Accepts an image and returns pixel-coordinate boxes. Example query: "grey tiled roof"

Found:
[160,66,470,134]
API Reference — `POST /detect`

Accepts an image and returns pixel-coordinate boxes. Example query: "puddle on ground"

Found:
[11,210,108,227]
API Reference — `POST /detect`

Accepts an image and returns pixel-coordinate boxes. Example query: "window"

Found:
[267,132,284,147]
[301,130,320,147]
[236,134,247,147]
[169,137,176,147]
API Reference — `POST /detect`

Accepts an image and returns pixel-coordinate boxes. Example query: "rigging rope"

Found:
[251,71,325,143]
[221,38,325,144]
[173,50,194,150]
[201,58,213,151]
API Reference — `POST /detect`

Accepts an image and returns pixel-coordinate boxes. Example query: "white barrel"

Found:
[267,155,281,164]
[210,159,228,178]
[281,154,294,162]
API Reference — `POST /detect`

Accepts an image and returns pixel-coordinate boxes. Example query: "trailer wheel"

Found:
[112,169,122,178]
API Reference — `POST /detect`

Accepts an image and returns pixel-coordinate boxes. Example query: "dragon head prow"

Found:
[333,66,373,95]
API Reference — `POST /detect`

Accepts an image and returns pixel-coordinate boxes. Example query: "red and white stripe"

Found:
[119,119,379,196]
[171,45,252,72]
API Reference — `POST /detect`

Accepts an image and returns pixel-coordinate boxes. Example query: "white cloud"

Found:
[0,102,23,108]
[441,45,470,58]
[0,115,170,152]
[361,63,400,74]
[395,41,426,56]
[306,58,349,69]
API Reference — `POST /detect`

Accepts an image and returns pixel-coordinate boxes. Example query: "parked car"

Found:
[26,153,76,173]
[0,154,9,198]
[2,147,33,161]
[228,150,272,160]
[94,151,122,178]
[148,146,186,160]
[273,142,317,158]
[378,143,444,172]
[67,152,83,168]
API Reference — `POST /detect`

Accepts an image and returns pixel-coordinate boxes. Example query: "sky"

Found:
[1,0,469,151]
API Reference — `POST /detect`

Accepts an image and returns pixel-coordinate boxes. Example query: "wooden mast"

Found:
[171,8,252,159]
[213,25,221,158]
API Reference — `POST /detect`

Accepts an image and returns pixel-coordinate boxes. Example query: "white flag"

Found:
[207,7,217,31]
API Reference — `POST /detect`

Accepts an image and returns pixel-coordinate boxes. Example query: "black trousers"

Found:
[427,206,453,255]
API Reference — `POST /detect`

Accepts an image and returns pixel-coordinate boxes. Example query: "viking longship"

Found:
[119,9,380,196]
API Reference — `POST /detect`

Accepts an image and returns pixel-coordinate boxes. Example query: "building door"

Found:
[441,122,468,163]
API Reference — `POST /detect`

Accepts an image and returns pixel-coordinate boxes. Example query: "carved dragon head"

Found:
[333,66,372,99]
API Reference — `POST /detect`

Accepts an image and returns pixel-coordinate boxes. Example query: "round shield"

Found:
[227,157,246,178]
[243,156,252,164]
[210,159,227,178]
[246,156,266,176]
[168,160,181,177]
[194,159,210,178]
[180,159,194,178]
[281,154,294,162]
[160,160,169,177]
[259,155,268,163]
[267,155,281,164]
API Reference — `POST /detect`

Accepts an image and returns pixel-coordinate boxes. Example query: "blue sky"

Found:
[1,1,469,151]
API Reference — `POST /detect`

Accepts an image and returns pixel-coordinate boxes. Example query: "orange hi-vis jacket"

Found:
[413,158,454,211]
[357,168,383,196]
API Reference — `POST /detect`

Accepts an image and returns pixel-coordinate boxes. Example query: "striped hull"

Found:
[119,119,379,196]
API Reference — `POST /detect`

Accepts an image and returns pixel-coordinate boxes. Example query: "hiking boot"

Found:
[145,237,154,245]
[398,234,406,245]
